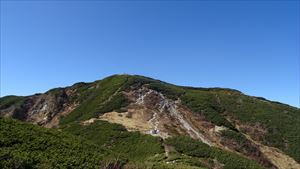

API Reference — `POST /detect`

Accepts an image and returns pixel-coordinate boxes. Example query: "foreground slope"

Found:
[0,117,114,168]
[0,117,267,169]
[1,74,300,169]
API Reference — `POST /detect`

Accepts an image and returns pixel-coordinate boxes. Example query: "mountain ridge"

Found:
[2,74,296,108]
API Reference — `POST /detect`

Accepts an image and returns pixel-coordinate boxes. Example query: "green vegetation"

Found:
[165,136,266,169]
[0,117,121,169]
[0,95,26,110]
[0,116,274,169]
[0,96,28,120]
[180,90,235,130]
[216,92,300,162]
[220,129,258,155]
[147,82,185,100]
[62,120,164,162]
[1,117,211,169]
[221,129,249,146]
[163,151,210,169]
[60,75,130,124]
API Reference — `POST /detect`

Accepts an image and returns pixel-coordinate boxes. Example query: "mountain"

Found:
[1,74,300,169]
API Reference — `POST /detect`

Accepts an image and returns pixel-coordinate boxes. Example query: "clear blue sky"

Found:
[1,0,299,107]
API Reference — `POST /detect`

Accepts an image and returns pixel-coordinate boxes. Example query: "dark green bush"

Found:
[0,117,119,169]
[63,121,164,162]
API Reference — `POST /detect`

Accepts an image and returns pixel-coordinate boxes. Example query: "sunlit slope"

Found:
[1,74,299,168]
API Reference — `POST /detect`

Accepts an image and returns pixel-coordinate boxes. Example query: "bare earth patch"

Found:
[44,104,78,128]
[98,111,152,132]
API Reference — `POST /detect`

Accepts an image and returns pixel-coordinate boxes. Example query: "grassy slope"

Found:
[0,117,210,169]
[0,117,118,169]
[0,96,26,110]
[216,92,300,161]
[62,121,164,162]
[165,136,265,169]
[0,96,27,120]
[60,75,130,124]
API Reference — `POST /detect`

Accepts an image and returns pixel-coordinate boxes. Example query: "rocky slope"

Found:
[1,74,300,169]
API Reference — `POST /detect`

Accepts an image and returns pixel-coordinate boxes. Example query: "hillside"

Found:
[1,74,300,169]
[0,117,119,169]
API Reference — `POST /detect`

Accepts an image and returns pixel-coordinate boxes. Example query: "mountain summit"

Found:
[1,74,300,169]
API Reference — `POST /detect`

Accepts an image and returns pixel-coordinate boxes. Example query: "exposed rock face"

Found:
[0,88,76,127]
[100,87,214,145]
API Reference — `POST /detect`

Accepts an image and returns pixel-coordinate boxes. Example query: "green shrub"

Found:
[62,121,164,162]
[0,96,26,110]
[0,117,120,169]
[60,75,130,125]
